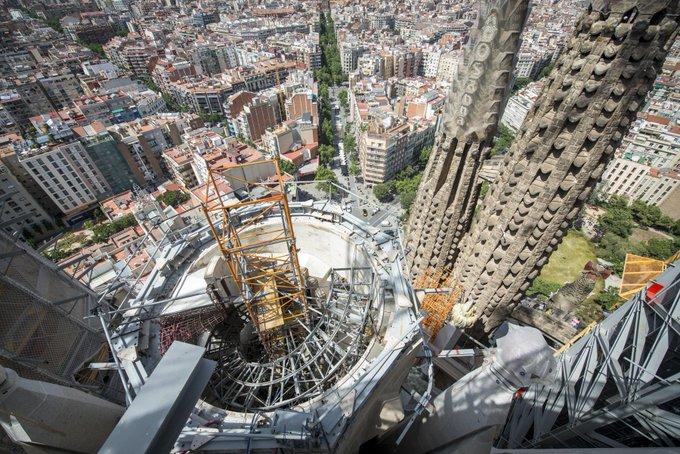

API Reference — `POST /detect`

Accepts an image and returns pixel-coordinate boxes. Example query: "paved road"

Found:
[322,85,402,229]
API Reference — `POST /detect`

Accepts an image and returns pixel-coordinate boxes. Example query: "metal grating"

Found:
[0,231,104,385]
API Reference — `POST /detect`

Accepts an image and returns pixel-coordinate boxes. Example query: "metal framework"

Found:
[413,268,462,340]
[497,261,680,449]
[619,253,667,300]
[158,306,226,354]
[202,160,308,357]
[203,267,377,411]
[0,231,104,386]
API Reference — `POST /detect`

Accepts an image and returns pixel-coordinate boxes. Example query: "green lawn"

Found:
[539,230,597,285]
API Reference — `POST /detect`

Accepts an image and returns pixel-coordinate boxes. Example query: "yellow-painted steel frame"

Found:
[619,253,667,300]
[202,159,308,355]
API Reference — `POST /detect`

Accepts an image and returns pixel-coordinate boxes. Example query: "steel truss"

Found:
[202,160,309,357]
[203,267,377,412]
[497,261,680,449]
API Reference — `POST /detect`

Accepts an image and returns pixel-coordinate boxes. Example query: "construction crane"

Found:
[201,159,308,357]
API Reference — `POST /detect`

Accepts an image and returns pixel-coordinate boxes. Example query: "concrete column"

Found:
[0,366,124,453]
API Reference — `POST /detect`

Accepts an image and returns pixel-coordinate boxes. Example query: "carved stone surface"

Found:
[551,274,595,313]
[405,0,530,280]
[452,0,679,334]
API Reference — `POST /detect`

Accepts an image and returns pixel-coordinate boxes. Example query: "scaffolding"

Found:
[498,260,680,449]
[619,253,667,299]
[0,231,104,387]
[202,159,308,357]
[203,267,376,411]
[414,268,462,340]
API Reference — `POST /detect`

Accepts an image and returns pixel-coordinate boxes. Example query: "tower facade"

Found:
[406,0,530,279]
[451,0,679,333]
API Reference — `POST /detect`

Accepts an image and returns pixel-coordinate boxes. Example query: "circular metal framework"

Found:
[203,267,378,411]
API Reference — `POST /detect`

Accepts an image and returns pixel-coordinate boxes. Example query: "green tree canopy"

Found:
[318,144,335,165]
[373,182,394,202]
[278,158,298,175]
[338,89,349,109]
[594,287,621,311]
[526,277,562,301]
[349,161,361,176]
[634,237,679,261]
[596,232,630,274]
[538,63,555,80]
[607,195,630,210]
[418,146,432,168]
[315,165,338,194]
[156,190,190,208]
[598,206,634,238]
[512,77,531,94]
[343,133,356,154]
[321,119,334,145]
[490,125,515,157]
[91,214,138,244]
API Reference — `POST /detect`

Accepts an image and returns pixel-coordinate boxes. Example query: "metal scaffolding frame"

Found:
[0,230,104,387]
[413,267,462,340]
[619,253,667,300]
[497,261,680,449]
[203,267,378,412]
[202,160,309,357]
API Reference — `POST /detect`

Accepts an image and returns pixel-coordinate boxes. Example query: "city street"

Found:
[319,86,403,229]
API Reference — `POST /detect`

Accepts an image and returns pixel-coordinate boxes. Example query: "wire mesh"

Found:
[0,232,104,385]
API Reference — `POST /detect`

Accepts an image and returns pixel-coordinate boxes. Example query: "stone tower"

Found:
[450,0,679,333]
[406,0,530,280]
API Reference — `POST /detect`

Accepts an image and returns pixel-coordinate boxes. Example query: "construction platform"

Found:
[101,194,420,452]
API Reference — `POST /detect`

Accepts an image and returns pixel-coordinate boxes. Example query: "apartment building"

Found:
[151,60,197,94]
[602,160,679,211]
[340,43,362,75]
[37,70,84,110]
[436,51,461,82]
[0,134,61,218]
[74,93,140,126]
[104,37,159,77]
[163,146,198,188]
[169,77,236,116]
[74,124,138,195]
[108,118,181,184]
[10,75,54,117]
[17,140,111,218]
[0,91,32,128]
[359,115,435,184]
[500,80,544,134]
[263,115,318,155]
[515,52,536,78]
[600,117,680,218]
[233,97,278,142]
[0,159,56,240]
[285,90,318,123]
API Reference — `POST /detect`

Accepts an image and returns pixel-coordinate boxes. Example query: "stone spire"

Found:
[451,0,679,333]
[406,0,530,280]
